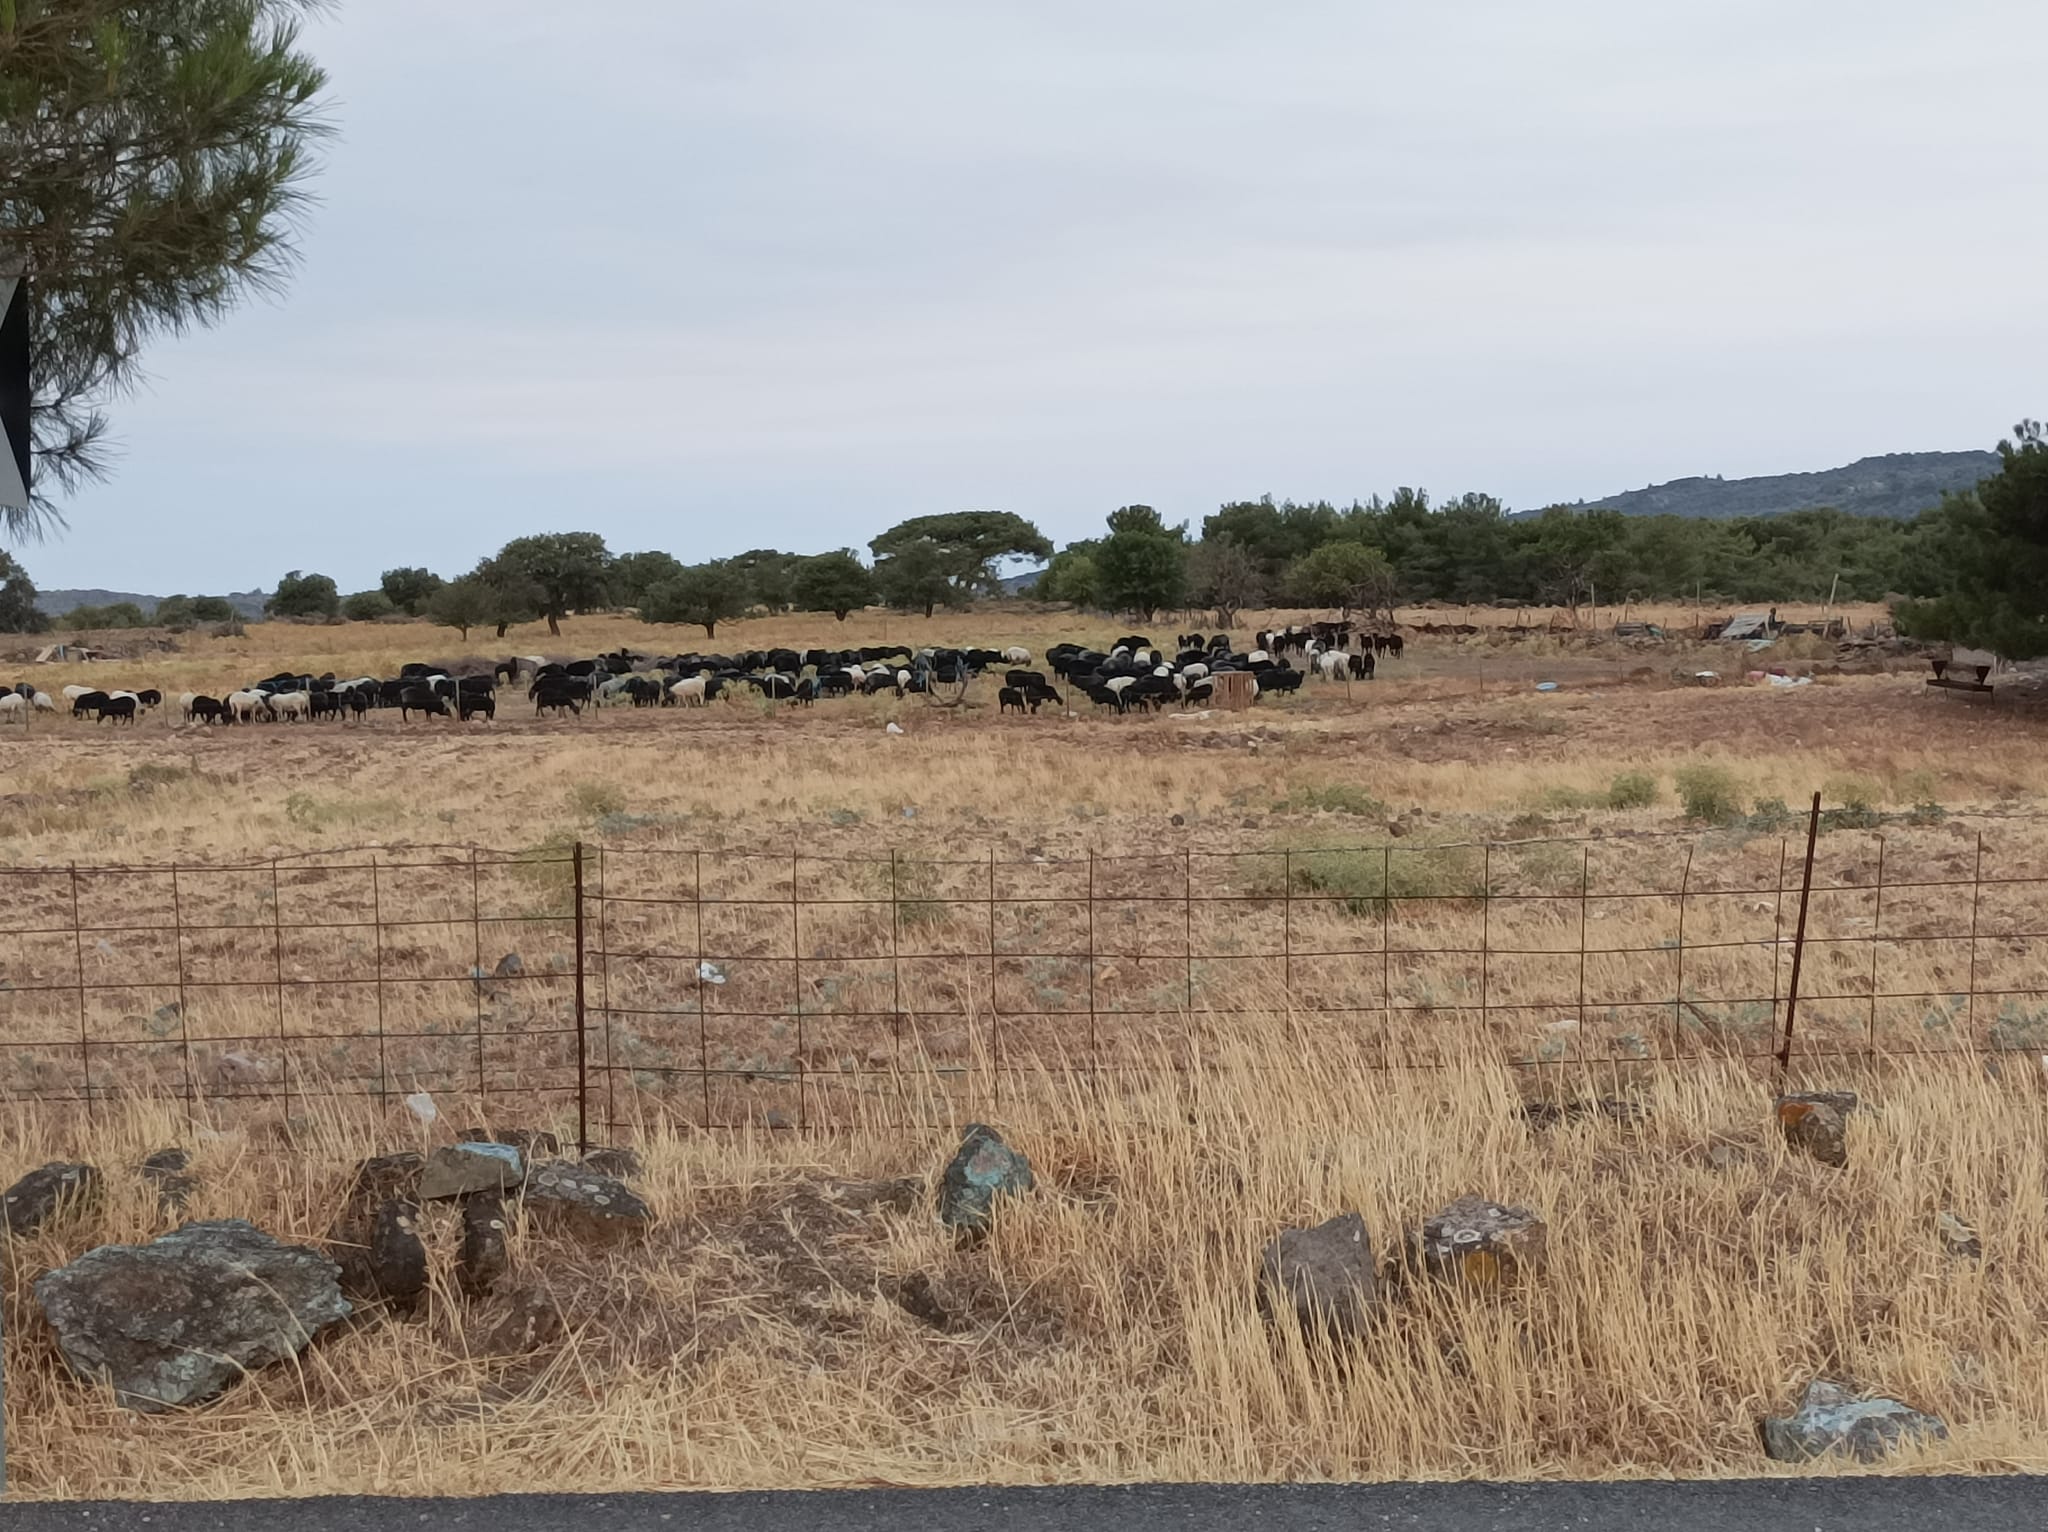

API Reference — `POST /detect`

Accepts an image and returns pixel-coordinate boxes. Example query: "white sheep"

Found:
[226,690,264,722]
[669,676,709,707]
[31,691,54,714]
[1317,651,1346,681]
[177,692,198,722]
[0,693,26,724]
[269,691,312,722]
[1002,646,1031,665]
[61,684,92,701]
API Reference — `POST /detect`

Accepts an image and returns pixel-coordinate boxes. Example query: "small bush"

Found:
[1673,764,1743,825]
[1273,782,1388,818]
[1606,771,1658,810]
[1823,775,1880,815]
[566,781,628,821]
[1748,796,1795,833]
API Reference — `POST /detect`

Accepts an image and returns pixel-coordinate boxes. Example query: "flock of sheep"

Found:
[0,620,1404,731]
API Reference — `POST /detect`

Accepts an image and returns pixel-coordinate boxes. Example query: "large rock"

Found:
[524,1161,652,1245]
[348,1151,424,1203]
[458,1194,511,1296]
[34,1219,350,1411]
[1760,1379,1948,1463]
[938,1124,1034,1233]
[4,1161,99,1235]
[1777,1095,1849,1168]
[420,1142,524,1200]
[140,1148,198,1214]
[1260,1212,1378,1338]
[369,1199,428,1306]
[461,1127,561,1160]
[1413,1195,1548,1288]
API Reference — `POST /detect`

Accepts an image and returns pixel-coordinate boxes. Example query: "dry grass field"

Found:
[3,602,2047,1498]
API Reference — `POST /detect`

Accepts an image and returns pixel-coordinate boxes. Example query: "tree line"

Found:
[3,423,2042,649]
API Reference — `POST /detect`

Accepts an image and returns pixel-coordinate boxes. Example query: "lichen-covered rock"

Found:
[369,1199,428,1305]
[348,1151,424,1203]
[1760,1379,1948,1463]
[1413,1195,1548,1287]
[580,1146,643,1180]
[524,1162,652,1245]
[4,1161,99,1236]
[139,1148,198,1214]
[475,1285,563,1355]
[1260,1212,1378,1338]
[458,1194,511,1296]
[420,1142,524,1200]
[34,1219,350,1411]
[1776,1096,1848,1168]
[937,1124,1034,1233]
[461,1127,561,1160]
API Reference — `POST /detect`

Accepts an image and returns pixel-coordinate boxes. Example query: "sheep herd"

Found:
[0,619,1403,732]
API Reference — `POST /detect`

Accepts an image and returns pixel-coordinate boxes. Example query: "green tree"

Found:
[1897,422,2048,657]
[3,1,331,524]
[1292,541,1397,618]
[0,553,48,632]
[610,550,684,610]
[641,561,748,638]
[470,555,545,638]
[874,539,957,618]
[189,595,237,622]
[266,570,339,619]
[1186,539,1264,627]
[1095,505,1188,620]
[426,576,494,642]
[493,533,611,636]
[379,567,443,615]
[1035,543,1102,608]
[152,594,195,628]
[341,589,395,622]
[728,548,799,612]
[868,511,1053,607]
[67,600,146,628]
[790,550,876,621]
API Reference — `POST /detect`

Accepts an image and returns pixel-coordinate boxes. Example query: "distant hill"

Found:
[1571,450,1997,521]
[37,588,270,620]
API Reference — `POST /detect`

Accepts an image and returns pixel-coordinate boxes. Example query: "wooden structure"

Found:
[1209,671,1259,711]
[1927,646,1997,697]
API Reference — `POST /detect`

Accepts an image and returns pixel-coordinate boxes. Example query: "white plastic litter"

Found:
[404,1092,438,1125]
[885,721,906,735]
[698,961,728,985]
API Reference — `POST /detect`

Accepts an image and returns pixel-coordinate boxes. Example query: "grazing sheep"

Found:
[0,693,26,724]
[177,692,198,721]
[1002,646,1030,665]
[269,691,312,722]
[225,690,265,723]
[189,696,231,725]
[98,695,138,725]
[398,685,449,721]
[459,692,496,723]
[668,676,709,707]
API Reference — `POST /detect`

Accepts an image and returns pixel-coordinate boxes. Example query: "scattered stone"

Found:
[1521,1098,1651,1131]
[892,1270,951,1330]
[34,1219,350,1412]
[458,1194,511,1297]
[524,1161,652,1245]
[140,1148,198,1213]
[369,1199,428,1306]
[1937,1210,1983,1261]
[1259,1212,1379,1339]
[1779,1089,1859,1115]
[1760,1379,1948,1464]
[461,1127,562,1160]
[1413,1195,1548,1288]
[419,1142,525,1201]
[580,1146,643,1180]
[492,952,524,979]
[349,1151,424,1203]
[1776,1096,1849,1169]
[938,1124,1034,1234]
[5,1162,99,1236]
[1704,1142,1752,1174]
[475,1285,563,1355]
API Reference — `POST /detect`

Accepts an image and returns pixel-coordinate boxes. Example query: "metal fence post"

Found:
[572,840,588,1155]
[1776,793,1824,1077]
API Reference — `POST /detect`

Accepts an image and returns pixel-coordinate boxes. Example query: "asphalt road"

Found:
[8,1479,2042,1532]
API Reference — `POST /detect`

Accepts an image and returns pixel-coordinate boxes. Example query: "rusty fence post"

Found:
[572,840,588,1156]
[1775,792,1825,1078]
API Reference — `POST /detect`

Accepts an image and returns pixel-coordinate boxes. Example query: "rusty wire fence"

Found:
[2,811,2046,1145]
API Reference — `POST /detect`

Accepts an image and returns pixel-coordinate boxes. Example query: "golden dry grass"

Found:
[0,610,2043,1496]
[3,1035,2045,1499]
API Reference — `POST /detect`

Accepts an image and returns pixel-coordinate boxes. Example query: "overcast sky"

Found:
[27,0,2048,593]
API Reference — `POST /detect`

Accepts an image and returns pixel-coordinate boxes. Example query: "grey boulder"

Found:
[937,1124,1034,1233]
[4,1161,99,1235]
[420,1142,524,1200]
[34,1219,350,1411]
[1260,1212,1378,1338]
[1761,1378,1948,1463]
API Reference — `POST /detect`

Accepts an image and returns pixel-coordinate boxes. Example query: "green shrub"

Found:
[1269,839,1486,917]
[1748,796,1795,833]
[1272,782,1388,818]
[1673,764,1743,825]
[566,781,628,821]
[1606,771,1658,810]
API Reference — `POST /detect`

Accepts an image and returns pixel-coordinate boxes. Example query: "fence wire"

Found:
[0,817,2043,1144]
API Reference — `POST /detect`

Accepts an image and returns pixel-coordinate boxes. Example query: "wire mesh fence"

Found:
[1,812,2045,1144]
